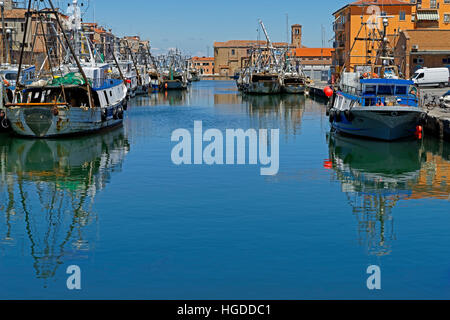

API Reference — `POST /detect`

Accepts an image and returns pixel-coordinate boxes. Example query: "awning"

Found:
[416,10,440,21]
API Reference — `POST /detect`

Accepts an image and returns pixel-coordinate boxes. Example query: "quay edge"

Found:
[424,109,450,141]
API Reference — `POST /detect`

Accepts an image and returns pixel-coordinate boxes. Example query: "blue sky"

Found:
[71,0,352,56]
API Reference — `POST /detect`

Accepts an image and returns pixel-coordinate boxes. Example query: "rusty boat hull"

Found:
[7,103,124,138]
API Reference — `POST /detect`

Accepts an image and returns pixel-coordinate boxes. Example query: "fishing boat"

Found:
[149,69,160,91]
[282,69,307,94]
[189,69,200,82]
[244,71,281,94]
[240,20,283,95]
[281,53,309,94]
[5,0,127,138]
[110,60,137,98]
[328,17,425,141]
[158,49,188,90]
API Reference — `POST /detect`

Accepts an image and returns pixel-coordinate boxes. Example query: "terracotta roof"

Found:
[334,0,412,15]
[192,56,214,61]
[291,48,334,57]
[214,40,289,48]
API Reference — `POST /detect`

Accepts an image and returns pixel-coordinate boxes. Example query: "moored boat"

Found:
[5,0,128,138]
[329,77,425,141]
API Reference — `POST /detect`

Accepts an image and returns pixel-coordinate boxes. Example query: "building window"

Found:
[231,49,235,55]
[430,0,437,8]
[399,11,406,21]
[444,14,450,24]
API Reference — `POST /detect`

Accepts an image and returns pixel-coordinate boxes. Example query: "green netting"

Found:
[48,72,91,86]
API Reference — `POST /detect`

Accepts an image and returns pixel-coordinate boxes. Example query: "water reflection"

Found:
[327,134,450,256]
[0,129,130,282]
[135,90,189,107]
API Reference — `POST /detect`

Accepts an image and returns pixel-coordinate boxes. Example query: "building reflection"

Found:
[133,90,189,107]
[0,129,130,283]
[408,139,450,200]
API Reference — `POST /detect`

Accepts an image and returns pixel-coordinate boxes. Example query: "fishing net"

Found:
[48,72,91,86]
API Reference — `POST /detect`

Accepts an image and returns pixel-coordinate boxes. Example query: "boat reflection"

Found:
[0,129,130,283]
[327,134,423,256]
[134,90,189,107]
[243,94,306,134]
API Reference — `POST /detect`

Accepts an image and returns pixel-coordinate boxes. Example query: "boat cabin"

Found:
[359,79,418,107]
[0,66,36,89]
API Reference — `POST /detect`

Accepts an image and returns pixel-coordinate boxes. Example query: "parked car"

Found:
[412,67,450,88]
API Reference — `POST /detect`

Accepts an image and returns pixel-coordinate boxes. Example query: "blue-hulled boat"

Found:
[329,77,425,141]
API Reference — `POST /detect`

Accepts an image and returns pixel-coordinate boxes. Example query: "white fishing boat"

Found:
[5,0,127,138]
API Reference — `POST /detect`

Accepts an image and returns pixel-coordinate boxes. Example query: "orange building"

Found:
[333,0,415,71]
[333,0,450,72]
[190,57,214,75]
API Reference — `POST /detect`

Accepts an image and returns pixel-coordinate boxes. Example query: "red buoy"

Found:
[324,86,333,98]
[415,125,423,139]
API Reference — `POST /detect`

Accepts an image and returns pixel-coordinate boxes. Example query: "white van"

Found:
[412,67,450,88]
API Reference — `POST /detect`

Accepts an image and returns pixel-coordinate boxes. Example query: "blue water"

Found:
[0,81,449,299]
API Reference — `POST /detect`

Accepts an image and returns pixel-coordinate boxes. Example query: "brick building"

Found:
[214,24,303,77]
[395,29,450,77]
[0,6,67,66]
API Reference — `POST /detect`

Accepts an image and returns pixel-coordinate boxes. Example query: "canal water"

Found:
[0,80,449,299]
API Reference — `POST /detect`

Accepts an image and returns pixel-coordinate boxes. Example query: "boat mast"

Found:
[109,44,125,83]
[15,0,32,89]
[258,20,278,67]
[126,40,142,86]
[47,0,94,108]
